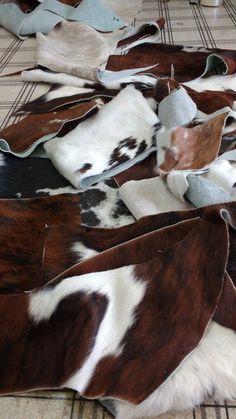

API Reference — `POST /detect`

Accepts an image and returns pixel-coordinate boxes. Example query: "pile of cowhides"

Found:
[0,15,236,419]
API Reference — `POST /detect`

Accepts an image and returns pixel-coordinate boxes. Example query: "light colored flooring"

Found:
[0,0,236,418]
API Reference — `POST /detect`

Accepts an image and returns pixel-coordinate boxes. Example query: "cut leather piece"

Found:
[52,214,228,403]
[0,211,229,402]
[15,76,155,115]
[0,0,125,39]
[185,175,233,207]
[0,100,99,156]
[115,21,162,55]
[165,158,236,207]
[119,176,193,219]
[106,43,236,82]
[157,111,228,172]
[36,21,125,81]
[16,85,114,115]
[44,86,159,189]
[117,18,165,49]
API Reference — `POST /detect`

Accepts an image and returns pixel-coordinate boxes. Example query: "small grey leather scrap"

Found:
[185,175,232,207]
[158,86,197,128]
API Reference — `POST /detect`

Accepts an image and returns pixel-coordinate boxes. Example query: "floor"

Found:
[0,0,236,418]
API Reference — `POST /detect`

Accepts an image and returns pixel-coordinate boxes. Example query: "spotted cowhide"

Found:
[0,202,235,419]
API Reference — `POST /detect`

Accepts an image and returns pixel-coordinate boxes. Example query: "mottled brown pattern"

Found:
[0,101,98,153]
[0,195,81,292]
[184,86,236,114]
[158,112,228,172]
[0,291,108,395]
[0,201,234,402]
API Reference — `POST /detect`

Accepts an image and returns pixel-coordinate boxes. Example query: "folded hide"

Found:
[0,0,125,38]
[0,206,235,419]
[161,149,236,208]
[119,176,193,218]
[15,75,155,115]
[1,196,236,293]
[36,21,125,81]
[106,43,236,82]
[0,100,100,156]
[44,86,159,188]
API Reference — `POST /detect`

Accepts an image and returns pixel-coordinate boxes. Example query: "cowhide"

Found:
[0,205,234,419]
[44,86,159,189]
[106,43,236,82]
[0,100,100,156]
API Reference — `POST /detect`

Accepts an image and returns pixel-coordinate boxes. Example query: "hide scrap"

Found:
[0,100,99,154]
[0,195,235,417]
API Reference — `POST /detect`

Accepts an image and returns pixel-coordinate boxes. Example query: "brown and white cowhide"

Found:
[0,205,234,419]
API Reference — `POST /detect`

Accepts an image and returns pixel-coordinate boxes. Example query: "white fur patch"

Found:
[64,266,146,394]
[22,69,95,90]
[115,322,236,418]
[36,186,79,196]
[183,74,236,93]
[71,241,98,261]
[46,85,94,102]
